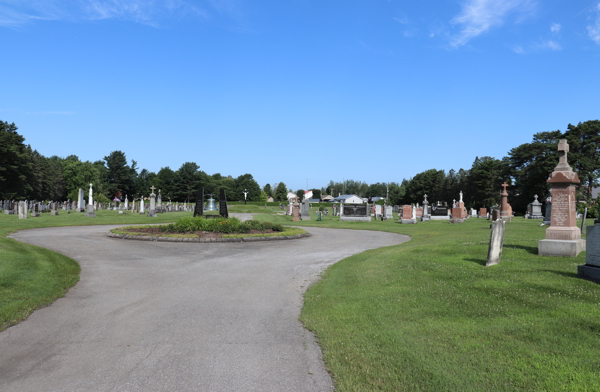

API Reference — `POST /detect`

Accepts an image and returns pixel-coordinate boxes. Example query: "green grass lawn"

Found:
[0,209,192,331]
[227,204,284,214]
[254,213,600,391]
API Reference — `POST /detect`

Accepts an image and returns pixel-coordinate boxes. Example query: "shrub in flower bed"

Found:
[158,216,284,234]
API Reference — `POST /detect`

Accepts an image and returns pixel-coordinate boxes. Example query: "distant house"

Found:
[330,194,364,204]
[267,197,274,202]
[321,195,334,202]
[361,197,385,203]
[287,192,297,201]
[304,190,313,200]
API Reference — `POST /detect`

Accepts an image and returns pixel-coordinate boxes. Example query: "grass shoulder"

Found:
[0,210,191,331]
[254,212,599,391]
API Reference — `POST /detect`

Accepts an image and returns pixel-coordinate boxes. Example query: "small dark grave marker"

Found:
[219,188,228,218]
[194,187,204,217]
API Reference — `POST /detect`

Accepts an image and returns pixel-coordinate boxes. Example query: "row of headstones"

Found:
[4,197,195,219]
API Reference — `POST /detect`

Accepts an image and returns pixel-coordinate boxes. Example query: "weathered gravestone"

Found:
[301,198,311,220]
[292,203,301,222]
[4,201,12,214]
[18,201,27,219]
[479,208,487,219]
[422,195,430,221]
[539,139,585,257]
[577,220,600,283]
[77,188,85,212]
[51,202,59,216]
[383,205,393,221]
[492,209,500,221]
[487,220,505,266]
[148,186,157,217]
[32,203,40,217]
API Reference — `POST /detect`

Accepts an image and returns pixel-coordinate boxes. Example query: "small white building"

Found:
[330,194,364,204]
[304,190,313,200]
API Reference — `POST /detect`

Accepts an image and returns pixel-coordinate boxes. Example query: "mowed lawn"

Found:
[0,210,192,331]
[255,212,600,392]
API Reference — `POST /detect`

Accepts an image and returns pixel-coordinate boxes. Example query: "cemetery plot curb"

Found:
[106,232,312,243]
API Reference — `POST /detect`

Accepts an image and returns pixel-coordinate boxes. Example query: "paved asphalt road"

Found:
[2,222,409,392]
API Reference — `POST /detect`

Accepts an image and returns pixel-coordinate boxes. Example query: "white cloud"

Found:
[511,44,524,53]
[393,16,408,25]
[550,22,561,33]
[0,0,209,28]
[450,0,537,47]
[540,40,561,51]
[588,2,600,44]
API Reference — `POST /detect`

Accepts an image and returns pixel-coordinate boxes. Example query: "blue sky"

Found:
[1,0,599,192]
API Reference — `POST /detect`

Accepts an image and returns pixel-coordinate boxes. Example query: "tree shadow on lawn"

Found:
[540,269,579,279]
[464,258,487,266]
[504,244,538,255]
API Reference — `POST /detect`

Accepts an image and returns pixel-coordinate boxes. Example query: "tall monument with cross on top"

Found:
[538,139,585,257]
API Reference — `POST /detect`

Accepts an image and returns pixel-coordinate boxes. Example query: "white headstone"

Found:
[78,188,84,211]
[88,183,93,205]
[487,220,505,266]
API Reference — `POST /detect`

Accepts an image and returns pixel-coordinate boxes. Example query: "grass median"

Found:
[254,212,599,391]
[0,210,192,331]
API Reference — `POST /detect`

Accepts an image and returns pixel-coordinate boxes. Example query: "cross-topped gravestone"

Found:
[500,182,511,222]
[539,139,584,256]
[556,139,571,171]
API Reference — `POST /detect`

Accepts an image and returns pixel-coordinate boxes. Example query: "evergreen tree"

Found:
[564,120,600,202]
[275,182,287,201]
[173,162,201,202]
[0,121,33,199]
[104,151,134,199]
[235,173,261,202]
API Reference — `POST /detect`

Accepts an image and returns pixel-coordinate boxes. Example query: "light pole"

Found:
[243,189,248,205]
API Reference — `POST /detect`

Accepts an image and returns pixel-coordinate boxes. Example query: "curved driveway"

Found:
[2,224,409,392]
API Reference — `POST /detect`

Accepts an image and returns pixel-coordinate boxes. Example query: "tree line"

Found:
[2,119,598,213]
[0,121,273,203]
[315,121,599,214]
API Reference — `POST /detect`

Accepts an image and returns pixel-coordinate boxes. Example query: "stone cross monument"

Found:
[499,182,512,222]
[148,186,157,217]
[88,183,93,205]
[538,139,584,257]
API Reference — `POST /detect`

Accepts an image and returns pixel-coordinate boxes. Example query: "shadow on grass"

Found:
[504,244,538,255]
[465,258,487,266]
[541,270,579,279]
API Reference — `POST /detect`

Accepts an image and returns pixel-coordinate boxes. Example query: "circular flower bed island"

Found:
[108,216,310,243]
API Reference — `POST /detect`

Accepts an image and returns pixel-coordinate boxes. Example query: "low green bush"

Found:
[160,216,284,234]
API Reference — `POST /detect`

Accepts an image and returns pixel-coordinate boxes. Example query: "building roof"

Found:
[593,187,600,199]
[330,194,362,203]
